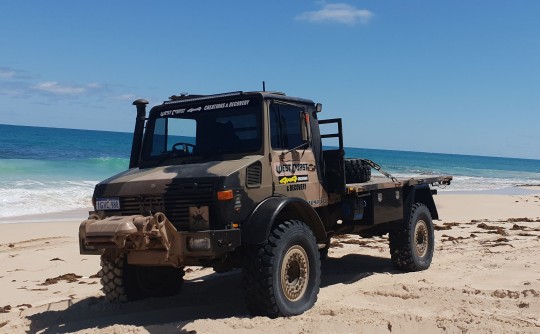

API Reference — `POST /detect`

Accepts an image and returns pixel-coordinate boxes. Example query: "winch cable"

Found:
[362,159,401,185]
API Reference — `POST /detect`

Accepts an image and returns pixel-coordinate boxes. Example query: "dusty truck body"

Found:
[79,91,451,317]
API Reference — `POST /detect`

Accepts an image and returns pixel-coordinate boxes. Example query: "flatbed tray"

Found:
[345,175,452,194]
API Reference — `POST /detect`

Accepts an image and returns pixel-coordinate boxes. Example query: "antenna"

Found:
[262,81,266,92]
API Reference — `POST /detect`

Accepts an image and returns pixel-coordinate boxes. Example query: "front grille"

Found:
[118,182,215,230]
[120,196,165,215]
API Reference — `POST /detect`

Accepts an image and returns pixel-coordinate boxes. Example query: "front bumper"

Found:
[79,213,241,267]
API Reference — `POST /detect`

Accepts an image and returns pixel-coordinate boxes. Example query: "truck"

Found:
[79,90,452,317]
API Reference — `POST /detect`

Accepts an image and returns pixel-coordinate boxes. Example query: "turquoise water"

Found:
[1,124,539,218]
[0,124,131,217]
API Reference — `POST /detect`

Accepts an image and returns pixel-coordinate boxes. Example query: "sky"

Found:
[0,1,539,160]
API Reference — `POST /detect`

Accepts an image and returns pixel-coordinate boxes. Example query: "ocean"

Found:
[1,124,539,218]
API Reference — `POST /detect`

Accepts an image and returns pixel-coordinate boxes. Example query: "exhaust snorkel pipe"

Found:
[130,99,149,169]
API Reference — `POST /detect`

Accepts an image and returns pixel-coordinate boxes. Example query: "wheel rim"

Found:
[414,219,429,258]
[280,245,309,302]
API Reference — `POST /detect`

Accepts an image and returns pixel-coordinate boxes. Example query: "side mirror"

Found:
[315,103,322,113]
[300,112,310,142]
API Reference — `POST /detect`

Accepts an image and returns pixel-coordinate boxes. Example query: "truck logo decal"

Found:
[279,175,308,185]
[274,163,311,175]
[286,183,307,191]
[189,206,209,230]
[160,109,186,117]
[204,100,250,111]
[159,100,250,117]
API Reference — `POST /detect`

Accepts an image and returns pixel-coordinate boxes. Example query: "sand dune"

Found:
[1,192,539,333]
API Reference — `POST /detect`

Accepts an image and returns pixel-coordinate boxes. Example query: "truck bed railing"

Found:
[318,118,343,150]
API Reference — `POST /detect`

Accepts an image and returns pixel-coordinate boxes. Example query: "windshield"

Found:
[141,98,262,165]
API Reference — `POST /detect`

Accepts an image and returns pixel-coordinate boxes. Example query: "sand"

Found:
[1,191,539,333]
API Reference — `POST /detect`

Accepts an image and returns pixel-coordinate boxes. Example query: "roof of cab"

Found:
[162,91,315,107]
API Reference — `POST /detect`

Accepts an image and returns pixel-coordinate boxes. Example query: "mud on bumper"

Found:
[79,213,241,267]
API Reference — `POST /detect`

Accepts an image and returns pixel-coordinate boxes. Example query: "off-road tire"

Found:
[345,159,371,183]
[100,254,184,302]
[389,203,434,271]
[319,239,330,261]
[243,220,321,317]
[100,255,128,302]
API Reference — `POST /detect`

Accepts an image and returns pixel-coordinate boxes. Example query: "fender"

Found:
[403,184,439,221]
[242,196,327,245]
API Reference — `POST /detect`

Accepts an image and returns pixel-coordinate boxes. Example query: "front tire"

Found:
[243,220,321,317]
[319,239,330,260]
[389,203,434,271]
[100,254,184,302]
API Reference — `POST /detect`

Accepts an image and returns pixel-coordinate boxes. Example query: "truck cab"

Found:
[85,91,332,255]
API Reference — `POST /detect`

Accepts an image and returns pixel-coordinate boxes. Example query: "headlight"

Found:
[188,236,211,251]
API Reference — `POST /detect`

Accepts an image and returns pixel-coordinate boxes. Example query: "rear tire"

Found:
[243,220,321,317]
[100,254,184,302]
[345,159,371,183]
[389,203,434,271]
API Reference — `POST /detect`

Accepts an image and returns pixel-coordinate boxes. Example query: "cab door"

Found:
[268,101,328,208]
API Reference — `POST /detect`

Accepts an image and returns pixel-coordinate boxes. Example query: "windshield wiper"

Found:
[154,152,176,165]
[154,152,200,166]
[279,142,309,160]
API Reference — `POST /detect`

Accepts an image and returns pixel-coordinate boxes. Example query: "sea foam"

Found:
[0,179,95,218]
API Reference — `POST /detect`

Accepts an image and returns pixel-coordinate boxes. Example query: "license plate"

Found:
[96,197,120,210]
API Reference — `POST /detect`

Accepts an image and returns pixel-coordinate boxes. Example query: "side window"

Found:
[270,103,306,150]
[151,118,167,156]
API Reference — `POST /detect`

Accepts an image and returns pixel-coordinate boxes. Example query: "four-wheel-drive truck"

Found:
[79,90,452,317]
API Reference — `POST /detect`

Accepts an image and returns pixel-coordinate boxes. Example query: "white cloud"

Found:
[33,82,102,95]
[0,69,16,78]
[0,66,120,101]
[296,3,374,26]
[116,93,136,101]
[86,82,101,89]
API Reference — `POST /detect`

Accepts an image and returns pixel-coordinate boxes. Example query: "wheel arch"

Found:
[403,184,439,221]
[242,196,327,245]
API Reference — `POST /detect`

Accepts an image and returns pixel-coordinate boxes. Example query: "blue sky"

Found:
[1,1,539,159]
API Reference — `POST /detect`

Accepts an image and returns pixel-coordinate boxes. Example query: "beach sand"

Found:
[1,191,539,333]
